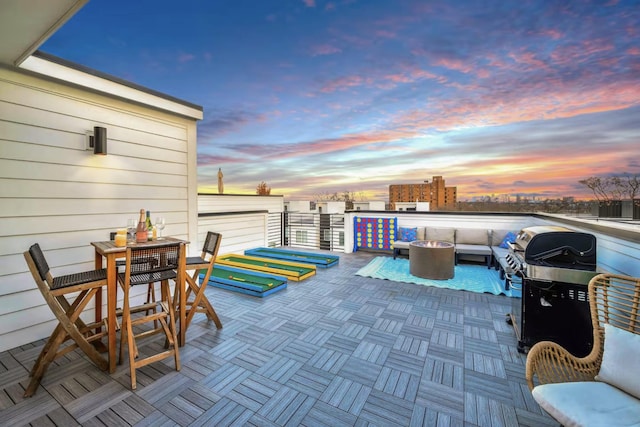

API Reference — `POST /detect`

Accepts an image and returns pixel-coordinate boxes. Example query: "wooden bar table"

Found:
[91,237,188,373]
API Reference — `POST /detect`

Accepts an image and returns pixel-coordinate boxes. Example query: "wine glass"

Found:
[126,219,136,242]
[155,217,166,239]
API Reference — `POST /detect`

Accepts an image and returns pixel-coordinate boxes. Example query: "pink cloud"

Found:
[539,29,564,40]
[551,39,614,66]
[227,128,415,161]
[320,75,369,93]
[383,66,442,87]
[303,0,315,7]
[390,79,640,138]
[310,44,342,56]
[508,51,548,69]
[435,58,474,74]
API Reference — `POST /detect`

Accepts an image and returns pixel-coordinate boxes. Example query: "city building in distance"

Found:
[389,176,457,211]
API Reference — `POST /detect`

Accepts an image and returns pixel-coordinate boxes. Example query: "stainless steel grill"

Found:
[506,226,598,355]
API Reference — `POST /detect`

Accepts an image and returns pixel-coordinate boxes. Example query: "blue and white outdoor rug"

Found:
[356,256,520,297]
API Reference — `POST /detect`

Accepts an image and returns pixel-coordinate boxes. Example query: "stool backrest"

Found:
[28,243,50,282]
[202,232,222,258]
[124,243,181,286]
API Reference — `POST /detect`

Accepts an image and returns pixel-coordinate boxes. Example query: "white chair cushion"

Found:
[596,323,640,399]
[532,381,640,427]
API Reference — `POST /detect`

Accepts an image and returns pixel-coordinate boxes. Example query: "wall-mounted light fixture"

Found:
[87,126,107,155]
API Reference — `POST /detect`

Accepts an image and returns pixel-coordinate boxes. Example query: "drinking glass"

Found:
[126,219,136,242]
[155,217,166,239]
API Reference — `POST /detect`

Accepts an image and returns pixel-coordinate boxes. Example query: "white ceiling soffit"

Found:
[0,0,88,67]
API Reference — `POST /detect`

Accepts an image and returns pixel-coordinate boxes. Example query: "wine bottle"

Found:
[136,209,148,243]
[146,210,154,240]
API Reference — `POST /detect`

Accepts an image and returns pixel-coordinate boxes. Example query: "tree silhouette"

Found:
[256,181,271,195]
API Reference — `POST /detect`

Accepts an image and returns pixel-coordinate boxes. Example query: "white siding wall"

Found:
[0,65,200,352]
[197,194,283,254]
[198,194,283,214]
[198,213,268,255]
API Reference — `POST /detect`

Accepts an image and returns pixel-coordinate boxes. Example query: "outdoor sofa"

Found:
[393,226,516,273]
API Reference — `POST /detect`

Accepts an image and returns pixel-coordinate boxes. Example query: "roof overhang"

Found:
[0,0,88,66]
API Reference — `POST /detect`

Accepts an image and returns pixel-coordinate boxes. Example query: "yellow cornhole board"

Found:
[216,253,316,281]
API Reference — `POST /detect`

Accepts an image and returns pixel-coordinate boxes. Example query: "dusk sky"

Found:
[42,0,640,201]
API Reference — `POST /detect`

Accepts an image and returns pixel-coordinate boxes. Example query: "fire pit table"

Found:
[409,240,454,280]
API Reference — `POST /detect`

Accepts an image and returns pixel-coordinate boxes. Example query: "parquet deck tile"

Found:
[307,348,350,374]
[302,400,358,426]
[410,404,464,427]
[319,376,371,415]
[256,386,316,425]
[0,250,560,426]
[31,406,77,427]
[201,363,251,395]
[208,337,251,360]
[226,374,280,412]
[464,370,512,405]
[276,320,309,336]
[231,346,275,372]
[393,335,430,357]
[254,332,292,353]
[464,352,507,378]
[236,327,272,345]
[422,357,464,389]
[298,326,333,346]
[359,389,414,427]
[374,366,420,400]
[415,380,464,419]
[323,333,360,355]
[255,355,303,383]
[337,357,382,388]
[278,339,320,363]
[285,366,334,398]
[362,328,398,347]
[384,349,426,376]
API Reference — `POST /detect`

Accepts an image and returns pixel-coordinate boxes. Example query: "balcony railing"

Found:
[268,212,346,251]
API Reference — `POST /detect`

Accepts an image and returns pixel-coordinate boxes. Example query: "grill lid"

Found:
[515,226,596,271]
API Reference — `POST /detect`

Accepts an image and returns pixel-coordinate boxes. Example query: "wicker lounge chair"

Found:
[526,273,640,426]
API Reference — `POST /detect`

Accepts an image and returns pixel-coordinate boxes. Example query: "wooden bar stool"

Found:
[117,242,182,390]
[23,243,109,397]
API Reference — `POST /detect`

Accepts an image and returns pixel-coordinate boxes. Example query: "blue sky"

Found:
[42,0,640,200]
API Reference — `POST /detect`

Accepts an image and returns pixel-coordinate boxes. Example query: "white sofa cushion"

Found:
[393,240,411,249]
[596,324,640,399]
[532,381,640,427]
[456,228,489,245]
[425,227,455,243]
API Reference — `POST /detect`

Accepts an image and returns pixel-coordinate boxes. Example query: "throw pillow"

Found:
[399,227,418,242]
[499,231,518,249]
[595,323,640,399]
